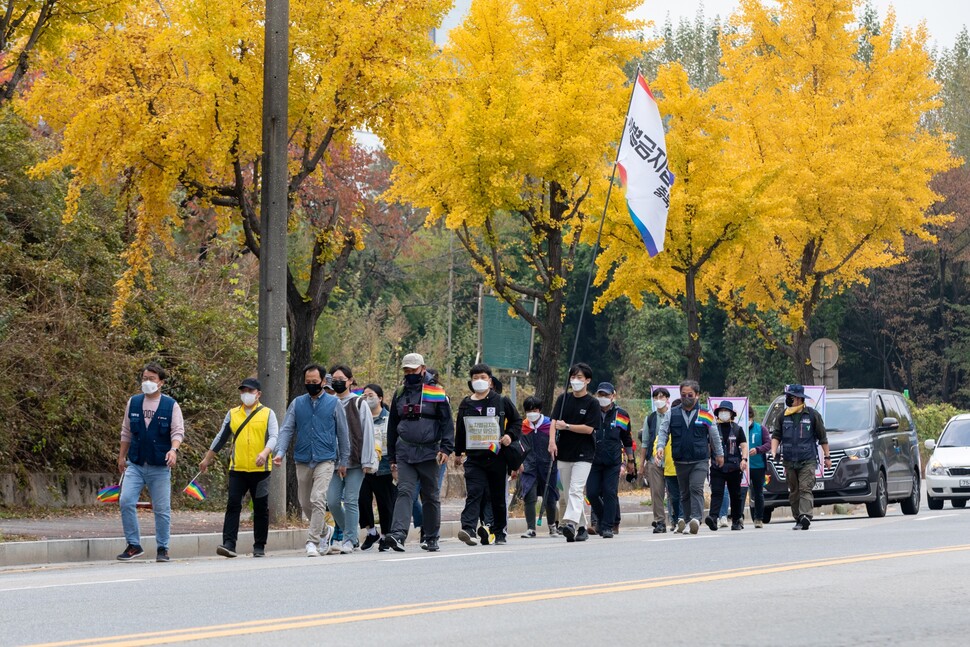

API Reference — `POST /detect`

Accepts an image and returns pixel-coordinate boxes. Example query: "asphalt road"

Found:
[2,505,968,647]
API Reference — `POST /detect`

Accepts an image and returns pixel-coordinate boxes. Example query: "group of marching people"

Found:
[115,356,828,561]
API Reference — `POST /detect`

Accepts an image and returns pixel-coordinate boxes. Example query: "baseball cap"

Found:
[595,382,615,395]
[401,353,425,369]
[239,377,261,391]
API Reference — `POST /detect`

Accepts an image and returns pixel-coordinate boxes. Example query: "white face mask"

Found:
[471,379,490,393]
[526,411,542,423]
[366,396,381,410]
[597,396,612,407]
[718,410,732,422]
[654,398,667,409]
[141,380,159,395]
[570,379,586,392]
[240,392,258,407]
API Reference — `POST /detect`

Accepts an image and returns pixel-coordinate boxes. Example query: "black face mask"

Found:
[404,373,423,386]
[785,394,796,407]
[331,379,348,394]
[305,382,323,397]
[681,396,696,409]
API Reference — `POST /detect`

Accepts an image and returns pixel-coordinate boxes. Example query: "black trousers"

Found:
[224,470,271,549]
[358,472,396,535]
[586,462,620,532]
[709,469,743,523]
[460,460,509,536]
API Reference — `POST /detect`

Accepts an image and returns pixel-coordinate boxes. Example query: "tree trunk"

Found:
[684,267,702,381]
[282,292,323,514]
[534,295,564,412]
[792,331,814,385]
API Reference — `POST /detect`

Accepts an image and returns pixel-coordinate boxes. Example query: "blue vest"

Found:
[127,394,175,466]
[593,406,627,466]
[292,394,339,464]
[748,422,766,469]
[781,409,818,463]
[669,407,710,462]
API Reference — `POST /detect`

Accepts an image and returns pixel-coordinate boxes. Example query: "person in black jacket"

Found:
[705,400,748,532]
[586,383,634,538]
[454,364,522,545]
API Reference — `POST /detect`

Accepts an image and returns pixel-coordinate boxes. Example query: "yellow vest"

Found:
[654,435,676,477]
[229,405,272,472]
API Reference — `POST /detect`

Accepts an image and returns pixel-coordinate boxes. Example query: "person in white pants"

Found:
[548,362,602,543]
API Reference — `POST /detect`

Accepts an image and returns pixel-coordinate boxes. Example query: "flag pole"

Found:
[540,65,643,528]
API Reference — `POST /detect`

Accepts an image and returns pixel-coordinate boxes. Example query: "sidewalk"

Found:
[0,495,657,568]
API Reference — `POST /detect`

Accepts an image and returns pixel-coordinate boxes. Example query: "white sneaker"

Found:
[320,524,335,547]
[675,519,686,533]
[305,541,321,557]
[718,516,729,528]
[339,539,355,554]
[688,519,700,535]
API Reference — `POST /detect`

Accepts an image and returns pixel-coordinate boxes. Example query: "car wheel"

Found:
[952,498,967,509]
[866,471,888,518]
[927,495,944,510]
[900,472,920,515]
[762,507,773,524]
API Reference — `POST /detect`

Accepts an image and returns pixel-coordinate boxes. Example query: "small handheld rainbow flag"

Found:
[352,387,365,396]
[696,409,715,426]
[487,442,501,454]
[422,384,447,404]
[183,472,207,502]
[97,483,121,503]
[614,411,630,431]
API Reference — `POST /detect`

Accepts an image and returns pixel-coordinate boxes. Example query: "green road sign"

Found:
[480,294,534,372]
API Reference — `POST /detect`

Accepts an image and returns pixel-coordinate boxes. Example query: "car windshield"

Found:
[939,421,970,447]
[825,398,872,431]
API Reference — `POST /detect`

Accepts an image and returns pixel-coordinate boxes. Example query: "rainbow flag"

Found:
[183,479,207,501]
[696,409,715,426]
[487,442,501,454]
[422,384,447,403]
[352,387,365,396]
[97,484,121,503]
[615,412,630,432]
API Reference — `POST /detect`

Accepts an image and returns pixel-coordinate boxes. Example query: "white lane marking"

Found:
[383,551,513,562]
[0,578,143,593]
[809,527,861,532]
[913,514,958,522]
[650,534,721,542]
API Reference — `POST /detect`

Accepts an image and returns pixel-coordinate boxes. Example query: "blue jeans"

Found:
[327,467,366,546]
[120,462,171,549]
[665,475,682,521]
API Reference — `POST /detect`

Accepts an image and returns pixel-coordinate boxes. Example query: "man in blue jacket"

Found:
[275,363,350,557]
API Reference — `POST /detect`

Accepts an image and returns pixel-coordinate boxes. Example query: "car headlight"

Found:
[927,461,947,476]
[845,444,872,460]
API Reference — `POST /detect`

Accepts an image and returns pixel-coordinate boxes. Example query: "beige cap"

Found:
[401,353,425,369]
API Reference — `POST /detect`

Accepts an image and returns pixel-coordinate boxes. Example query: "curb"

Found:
[0,512,656,568]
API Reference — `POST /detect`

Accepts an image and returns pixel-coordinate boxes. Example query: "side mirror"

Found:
[924,439,937,450]
[881,417,899,430]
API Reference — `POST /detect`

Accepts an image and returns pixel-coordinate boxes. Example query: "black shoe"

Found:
[705,515,718,531]
[651,520,658,529]
[653,523,667,534]
[425,538,439,552]
[477,526,491,546]
[612,525,620,534]
[156,548,170,562]
[493,534,507,545]
[798,515,811,530]
[575,527,589,542]
[384,535,405,552]
[600,529,614,539]
[116,544,144,561]
[378,537,389,552]
[731,520,743,531]
[361,533,380,551]
[561,523,576,542]
[216,543,237,558]
[253,546,265,558]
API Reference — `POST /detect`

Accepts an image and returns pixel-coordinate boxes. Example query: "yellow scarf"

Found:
[784,403,805,417]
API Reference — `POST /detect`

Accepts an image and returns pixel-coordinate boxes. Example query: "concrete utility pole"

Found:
[259,0,289,524]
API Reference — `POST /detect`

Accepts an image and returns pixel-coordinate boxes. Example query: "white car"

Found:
[925,413,970,510]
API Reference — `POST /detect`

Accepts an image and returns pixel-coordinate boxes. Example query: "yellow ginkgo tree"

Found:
[21,0,449,395]
[385,0,646,406]
[716,0,960,382]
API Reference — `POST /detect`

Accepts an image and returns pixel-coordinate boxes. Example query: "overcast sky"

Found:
[631,1,968,49]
